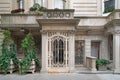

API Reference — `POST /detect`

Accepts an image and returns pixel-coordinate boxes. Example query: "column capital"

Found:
[112,30,120,34]
[68,30,76,34]
[40,30,48,34]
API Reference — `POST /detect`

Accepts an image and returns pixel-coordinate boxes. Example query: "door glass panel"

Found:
[53,39,64,67]
[75,41,85,65]
[91,42,100,59]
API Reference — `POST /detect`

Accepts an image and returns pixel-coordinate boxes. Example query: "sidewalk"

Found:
[0,73,120,80]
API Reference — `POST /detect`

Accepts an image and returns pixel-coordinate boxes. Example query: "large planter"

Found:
[0,59,15,74]
[96,59,110,71]
[20,59,36,74]
[27,59,36,73]
[97,65,107,71]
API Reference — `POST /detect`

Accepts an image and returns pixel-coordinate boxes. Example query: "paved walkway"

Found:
[0,73,120,80]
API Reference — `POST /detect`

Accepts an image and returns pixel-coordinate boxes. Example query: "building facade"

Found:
[0,0,120,73]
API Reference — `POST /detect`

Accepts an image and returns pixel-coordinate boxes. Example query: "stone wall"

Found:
[0,0,11,13]
[70,0,102,16]
[75,35,109,63]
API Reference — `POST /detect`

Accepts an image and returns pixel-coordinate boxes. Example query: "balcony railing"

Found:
[43,9,74,19]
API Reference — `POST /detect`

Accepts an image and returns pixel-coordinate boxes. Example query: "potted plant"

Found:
[20,33,40,74]
[11,8,24,13]
[0,30,19,74]
[96,59,110,71]
[29,3,45,15]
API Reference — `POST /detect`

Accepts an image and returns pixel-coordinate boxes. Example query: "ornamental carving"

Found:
[114,20,120,26]
[44,10,74,19]
[112,30,120,34]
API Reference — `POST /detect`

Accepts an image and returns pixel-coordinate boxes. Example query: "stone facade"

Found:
[0,0,120,73]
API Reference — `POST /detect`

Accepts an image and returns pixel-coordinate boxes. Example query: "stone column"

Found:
[69,31,75,72]
[85,39,91,65]
[115,0,120,9]
[113,32,120,73]
[41,31,48,72]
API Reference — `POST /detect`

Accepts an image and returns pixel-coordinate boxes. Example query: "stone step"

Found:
[75,67,113,74]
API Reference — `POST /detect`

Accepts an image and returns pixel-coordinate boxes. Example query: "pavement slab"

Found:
[0,73,120,80]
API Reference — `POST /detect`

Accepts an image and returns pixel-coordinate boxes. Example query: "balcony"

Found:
[0,9,74,26]
[1,14,42,25]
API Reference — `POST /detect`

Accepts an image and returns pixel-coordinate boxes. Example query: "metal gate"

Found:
[48,32,69,68]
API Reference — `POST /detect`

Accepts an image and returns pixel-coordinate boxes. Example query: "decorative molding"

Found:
[111,30,120,34]
[119,13,120,18]
[43,9,74,19]
[40,30,47,34]
[114,20,120,26]
[68,30,75,34]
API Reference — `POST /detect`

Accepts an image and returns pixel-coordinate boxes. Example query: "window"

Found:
[34,0,47,7]
[104,0,115,13]
[34,0,42,5]
[18,0,24,9]
[54,0,64,9]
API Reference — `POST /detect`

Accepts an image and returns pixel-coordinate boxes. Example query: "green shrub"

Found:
[96,59,110,66]
[20,33,40,74]
[0,30,19,74]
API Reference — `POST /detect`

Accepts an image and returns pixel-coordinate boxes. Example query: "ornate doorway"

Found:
[48,32,69,69]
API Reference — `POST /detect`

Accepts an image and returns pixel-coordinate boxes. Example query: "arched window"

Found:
[54,0,64,9]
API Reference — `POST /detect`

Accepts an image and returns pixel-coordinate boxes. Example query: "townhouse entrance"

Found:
[47,32,70,72]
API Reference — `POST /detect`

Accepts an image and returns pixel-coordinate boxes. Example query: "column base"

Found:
[114,69,120,73]
[40,68,48,73]
[91,68,97,72]
[69,67,75,73]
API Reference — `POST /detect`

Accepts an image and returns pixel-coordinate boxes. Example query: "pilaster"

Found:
[69,31,75,72]
[85,39,91,65]
[41,30,48,73]
[115,0,120,9]
[113,30,120,73]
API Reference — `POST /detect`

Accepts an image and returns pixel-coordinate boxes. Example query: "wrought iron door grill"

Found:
[48,32,69,68]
